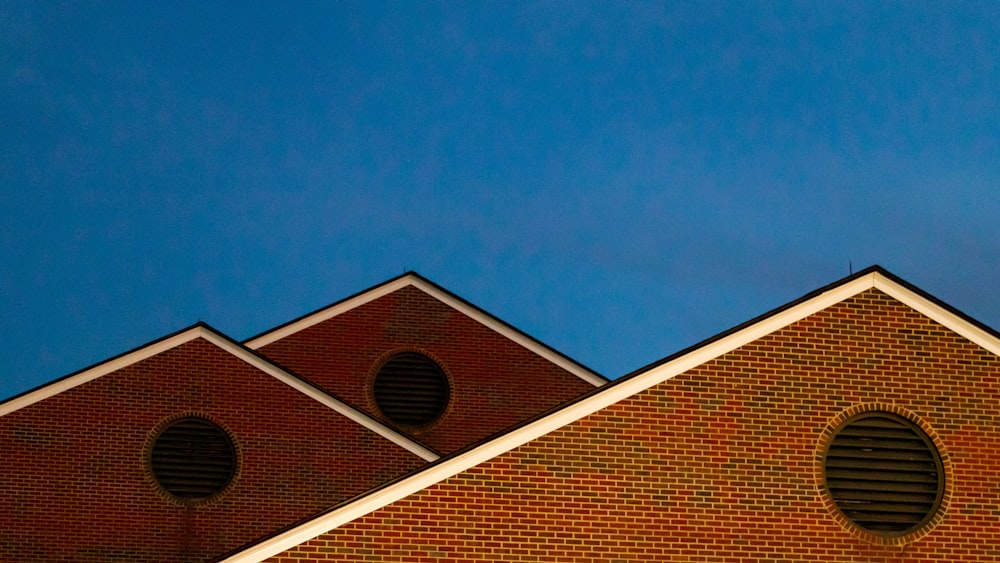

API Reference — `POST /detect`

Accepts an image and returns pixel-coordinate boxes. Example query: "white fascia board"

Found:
[244,277,413,349]
[873,274,1000,356]
[220,273,880,563]
[245,275,606,387]
[0,327,438,462]
[0,328,204,417]
[197,330,439,462]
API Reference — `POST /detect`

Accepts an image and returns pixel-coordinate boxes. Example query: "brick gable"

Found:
[257,285,597,453]
[265,289,1000,561]
[0,337,425,563]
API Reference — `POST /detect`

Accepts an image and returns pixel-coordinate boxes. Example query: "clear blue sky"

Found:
[2,2,998,398]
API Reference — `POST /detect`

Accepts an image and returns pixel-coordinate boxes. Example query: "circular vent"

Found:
[373,353,450,427]
[823,412,944,535]
[150,417,236,501]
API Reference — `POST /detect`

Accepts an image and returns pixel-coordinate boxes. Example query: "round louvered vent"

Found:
[824,412,944,535]
[373,353,450,427]
[150,417,236,501]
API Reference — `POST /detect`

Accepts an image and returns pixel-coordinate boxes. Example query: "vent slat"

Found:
[837,427,924,441]
[830,489,937,503]
[847,418,908,429]
[150,462,235,472]
[827,474,939,488]
[827,438,930,451]
[375,390,448,398]
[825,458,936,473]
[827,448,934,463]
[845,510,927,523]
[838,501,934,514]
[826,471,937,485]
[374,396,447,405]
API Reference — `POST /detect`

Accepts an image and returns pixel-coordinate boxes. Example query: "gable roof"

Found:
[0,323,439,462]
[218,265,1000,562]
[244,271,608,387]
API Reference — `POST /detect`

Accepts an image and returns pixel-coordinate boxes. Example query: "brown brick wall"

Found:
[258,286,597,454]
[268,289,1000,562]
[0,338,425,563]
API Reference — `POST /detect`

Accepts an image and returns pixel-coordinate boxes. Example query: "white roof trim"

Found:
[244,274,606,387]
[220,270,1000,562]
[874,275,1000,356]
[244,277,413,348]
[0,326,438,462]
[0,328,203,417]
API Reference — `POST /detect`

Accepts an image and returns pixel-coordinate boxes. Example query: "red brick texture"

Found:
[257,285,597,454]
[0,338,425,563]
[267,290,1000,562]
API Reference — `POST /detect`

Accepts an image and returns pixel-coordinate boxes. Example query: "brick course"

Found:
[268,289,1000,562]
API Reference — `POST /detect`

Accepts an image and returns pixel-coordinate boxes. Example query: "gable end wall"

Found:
[0,338,425,563]
[257,285,596,453]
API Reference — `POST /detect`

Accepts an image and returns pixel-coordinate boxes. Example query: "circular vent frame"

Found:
[372,352,451,428]
[149,416,237,503]
[822,411,945,537]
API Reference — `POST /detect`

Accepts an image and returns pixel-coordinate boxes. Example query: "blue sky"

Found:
[2,2,998,398]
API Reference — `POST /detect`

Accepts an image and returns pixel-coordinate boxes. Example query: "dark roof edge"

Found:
[873,266,1000,341]
[409,272,609,382]
[626,264,998,379]
[0,321,210,407]
[243,270,609,383]
[241,271,416,344]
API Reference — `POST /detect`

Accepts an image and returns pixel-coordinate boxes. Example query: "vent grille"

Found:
[151,418,236,501]
[824,413,943,534]
[374,353,450,427]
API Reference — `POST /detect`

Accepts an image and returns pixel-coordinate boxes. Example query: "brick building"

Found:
[0,273,602,562]
[216,267,1000,562]
[4,267,999,562]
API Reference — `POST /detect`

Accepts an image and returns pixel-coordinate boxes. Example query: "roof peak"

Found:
[243,273,606,386]
[0,323,440,461]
